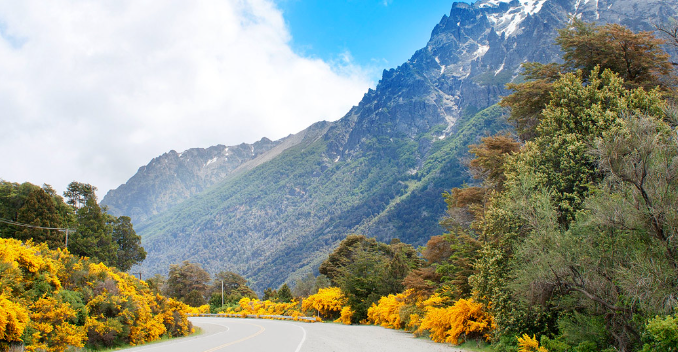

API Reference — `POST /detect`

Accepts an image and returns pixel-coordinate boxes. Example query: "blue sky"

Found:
[276,0,474,79]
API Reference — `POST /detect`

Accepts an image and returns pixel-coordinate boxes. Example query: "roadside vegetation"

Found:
[282,21,678,352]
[3,20,678,352]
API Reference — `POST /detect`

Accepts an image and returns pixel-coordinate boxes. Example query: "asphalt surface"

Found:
[119,317,465,352]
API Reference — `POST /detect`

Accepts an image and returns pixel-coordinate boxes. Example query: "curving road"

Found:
[119,317,463,352]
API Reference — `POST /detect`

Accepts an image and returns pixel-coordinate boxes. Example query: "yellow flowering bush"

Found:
[26,296,86,352]
[0,293,29,348]
[416,295,495,344]
[158,298,193,337]
[185,304,211,315]
[301,287,346,319]
[517,334,548,352]
[335,306,354,325]
[222,297,303,318]
[367,290,412,329]
[0,238,193,351]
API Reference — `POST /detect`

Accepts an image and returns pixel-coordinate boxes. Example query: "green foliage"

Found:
[110,216,146,272]
[70,197,117,266]
[0,181,146,272]
[319,235,421,321]
[15,187,64,249]
[262,288,277,301]
[64,181,97,209]
[513,67,666,224]
[166,261,210,307]
[502,20,674,140]
[641,314,678,352]
[292,273,331,298]
[277,284,293,303]
[469,22,677,352]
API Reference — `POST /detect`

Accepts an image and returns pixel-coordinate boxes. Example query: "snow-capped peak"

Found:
[480,0,548,37]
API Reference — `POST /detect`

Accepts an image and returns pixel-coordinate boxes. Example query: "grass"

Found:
[456,339,495,352]
[69,327,204,352]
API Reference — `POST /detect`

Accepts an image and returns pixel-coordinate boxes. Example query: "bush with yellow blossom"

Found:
[222,297,302,317]
[415,294,495,344]
[301,287,348,320]
[517,334,548,352]
[0,238,193,351]
[367,290,413,329]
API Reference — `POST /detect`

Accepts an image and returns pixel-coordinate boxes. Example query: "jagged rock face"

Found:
[329,0,676,159]
[107,0,677,290]
[101,137,280,224]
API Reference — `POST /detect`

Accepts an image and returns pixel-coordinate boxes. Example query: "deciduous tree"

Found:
[166,261,210,307]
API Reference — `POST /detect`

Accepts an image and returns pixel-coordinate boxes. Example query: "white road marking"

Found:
[294,324,307,352]
[122,322,229,352]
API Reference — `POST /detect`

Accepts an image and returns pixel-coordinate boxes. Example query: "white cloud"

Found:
[0,0,373,197]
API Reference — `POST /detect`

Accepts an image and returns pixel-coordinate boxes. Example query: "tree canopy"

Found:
[0,180,146,271]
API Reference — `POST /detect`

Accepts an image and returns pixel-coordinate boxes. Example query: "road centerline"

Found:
[293,324,307,352]
[202,322,265,352]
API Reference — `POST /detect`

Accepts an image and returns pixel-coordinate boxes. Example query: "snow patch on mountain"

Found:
[482,0,548,36]
[205,157,218,166]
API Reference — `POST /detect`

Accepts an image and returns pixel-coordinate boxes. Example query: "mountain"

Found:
[102,0,678,291]
[102,138,281,224]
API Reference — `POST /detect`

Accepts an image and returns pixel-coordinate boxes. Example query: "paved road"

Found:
[120,317,465,352]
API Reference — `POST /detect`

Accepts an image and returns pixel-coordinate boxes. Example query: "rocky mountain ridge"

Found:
[102,137,280,223]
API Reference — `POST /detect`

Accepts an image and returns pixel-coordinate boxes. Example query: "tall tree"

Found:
[320,235,420,321]
[557,20,672,89]
[502,20,675,140]
[207,271,256,308]
[109,215,146,271]
[15,187,64,249]
[166,261,210,307]
[276,283,293,303]
[63,181,97,209]
[69,197,116,266]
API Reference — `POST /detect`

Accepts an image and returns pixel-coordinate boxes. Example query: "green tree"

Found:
[262,288,277,301]
[276,283,293,303]
[14,187,64,249]
[1,182,74,246]
[466,22,677,352]
[208,271,256,309]
[63,181,97,209]
[109,215,146,271]
[69,197,116,266]
[502,20,674,140]
[166,261,210,307]
[486,114,677,351]
[320,235,421,321]
[515,67,666,224]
